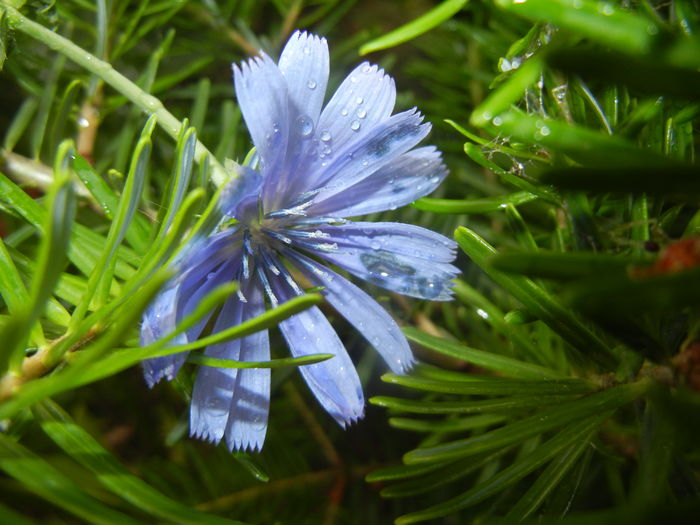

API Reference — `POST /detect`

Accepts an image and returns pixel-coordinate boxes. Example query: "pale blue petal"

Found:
[307,146,448,217]
[309,109,431,205]
[190,281,270,451]
[278,30,329,128]
[140,231,242,387]
[217,165,263,220]
[298,222,458,300]
[140,285,189,387]
[224,281,270,452]
[284,249,414,374]
[287,62,396,197]
[268,274,364,426]
[261,33,330,211]
[233,53,289,178]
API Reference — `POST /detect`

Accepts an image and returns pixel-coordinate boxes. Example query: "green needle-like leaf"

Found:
[359,0,469,54]
[0,434,142,525]
[455,226,616,368]
[34,401,246,525]
[404,326,566,379]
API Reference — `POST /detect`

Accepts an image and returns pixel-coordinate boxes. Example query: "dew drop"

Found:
[370,241,381,250]
[357,109,367,119]
[320,130,332,142]
[303,45,310,55]
[296,114,314,137]
[356,97,364,105]
[307,80,317,90]
[340,108,349,116]
[361,159,369,167]
[429,175,440,184]
[539,125,550,136]
[78,117,90,128]
[350,120,360,131]
[350,75,358,83]
[492,116,503,126]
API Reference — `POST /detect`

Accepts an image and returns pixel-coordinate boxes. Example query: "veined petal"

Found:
[301,222,458,300]
[278,30,329,127]
[288,62,396,197]
[284,249,414,374]
[268,273,364,426]
[310,109,431,205]
[190,280,270,451]
[141,231,242,387]
[261,33,330,211]
[233,53,289,178]
[307,146,448,217]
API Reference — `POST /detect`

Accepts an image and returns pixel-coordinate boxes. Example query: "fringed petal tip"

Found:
[190,423,267,453]
[334,408,366,429]
[142,360,178,388]
[226,435,265,453]
[391,354,417,376]
[189,426,222,445]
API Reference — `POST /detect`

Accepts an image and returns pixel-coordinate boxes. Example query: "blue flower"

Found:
[140,31,459,451]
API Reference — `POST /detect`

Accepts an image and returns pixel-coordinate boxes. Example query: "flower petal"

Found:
[307,146,448,217]
[141,231,242,387]
[233,53,289,179]
[310,109,431,205]
[278,30,329,128]
[284,249,414,373]
[288,62,396,197]
[299,222,458,300]
[261,32,330,211]
[140,285,190,387]
[190,281,270,451]
[268,273,364,426]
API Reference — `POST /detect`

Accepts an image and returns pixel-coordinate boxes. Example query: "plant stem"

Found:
[1,3,231,187]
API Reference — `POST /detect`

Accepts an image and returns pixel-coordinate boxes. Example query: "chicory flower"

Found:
[141,31,458,451]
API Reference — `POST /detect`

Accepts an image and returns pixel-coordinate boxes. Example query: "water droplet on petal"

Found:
[356,97,364,105]
[303,45,310,54]
[320,130,332,142]
[370,241,381,250]
[296,114,314,137]
[350,120,360,131]
[429,175,440,184]
[307,80,317,89]
[340,108,348,116]
[350,75,357,83]
[357,109,367,119]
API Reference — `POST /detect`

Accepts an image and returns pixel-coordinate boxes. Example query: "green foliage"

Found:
[0,0,698,524]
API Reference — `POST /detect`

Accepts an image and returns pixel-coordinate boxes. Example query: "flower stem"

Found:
[1,3,231,186]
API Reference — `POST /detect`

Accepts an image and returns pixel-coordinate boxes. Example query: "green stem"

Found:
[1,3,230,187]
